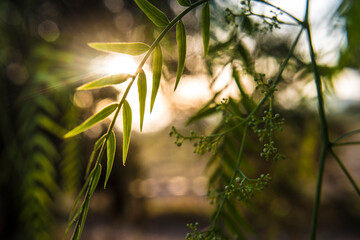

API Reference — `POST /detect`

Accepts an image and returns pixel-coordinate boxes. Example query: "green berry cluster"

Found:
[193,136,221,155]
[224,174,271,202]
[185,222,215,240]
[249,110,284,161]
[215,98,239,125]
[254,74,275,93]
[206,187,221,205]
[169,127,221,155]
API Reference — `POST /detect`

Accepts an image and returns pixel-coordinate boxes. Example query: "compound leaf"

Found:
[77,73,132,91]
[122,100,132,166]
[137,70,147,131]
[134,0,170,27]
[202,2,210,56]
[175,20,187,90]
[150,45,162,112]
[64,104,118,138]
[88,42,150,55]
[104,131,116,188]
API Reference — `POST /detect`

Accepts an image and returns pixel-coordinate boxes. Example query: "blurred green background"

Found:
[0,0,359,239]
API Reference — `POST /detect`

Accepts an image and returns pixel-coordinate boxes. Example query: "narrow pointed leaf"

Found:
[72,198,90,240]
[85,134,107,178]
[134,0,170,27]
[77,73,132,91]
[122,100,132,166]
[175,20,187,90]
[150,45,162,112]
[88,42,150,55]
[94,134,107,150]
[104,131,116,188]
[64,104,118,138]
[201,2,210,56]
[176,0,191,7]
[89,164,102,196]
[137,70,147,131]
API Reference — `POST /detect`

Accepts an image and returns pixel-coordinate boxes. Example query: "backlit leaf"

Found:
[64,104,118,138]
[137,70,147,131]
[201,2,210,56]
[175,20,186,90]
[176,0,191,7]
[134,0,170,27]
[150,45,162,112]
[89,164,102,196]
[77,199,90,240]
[85,134,107,178]
[104,131,116,188]
[94,134,107,150]
[88,42,150,55]
[77,73,132,91]
[122,100,132,166]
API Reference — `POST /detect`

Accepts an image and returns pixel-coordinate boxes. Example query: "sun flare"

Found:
[89,53,174,133]
[90,54,138,75]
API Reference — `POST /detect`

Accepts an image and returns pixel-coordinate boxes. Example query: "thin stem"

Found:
[210,124,248,231]
[244,12,298,26]
[305,0,331,238]
[245,27,303,121]
[252,0,303,24]
[329,148,360,195]
[332,141,360,146]
[332,129,360,143]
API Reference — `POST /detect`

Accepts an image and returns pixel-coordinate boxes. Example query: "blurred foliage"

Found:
[0,0,83,239]
[336,0,360,69]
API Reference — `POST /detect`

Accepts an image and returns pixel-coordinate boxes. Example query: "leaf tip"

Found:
[63,132,72,139]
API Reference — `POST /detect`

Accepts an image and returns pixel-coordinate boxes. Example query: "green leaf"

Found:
[85,134,107,178]
[186,106,217,125]
[222,211,246,240]
[65,170,96,239]
[186,91,221,125]
[150,45,162,112]
[134,0,170,27]
[64,104,118,138]
[77,73,132,91]
[175,20,187,90]
[94,134,107,150]
[88,42,150,55]
[122,100,132,166]
[176,0,191,7]
[104,131,116,188]
[89,164,102,196]
[201,2,210,56]
[78,199,90,239]
[137,70,147,131]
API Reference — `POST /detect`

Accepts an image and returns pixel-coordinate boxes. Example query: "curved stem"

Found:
[210,124,248,231]
[91,0,210,181]
[329,148,360,195]
[305,1,331,239]
[245,26,303,121]
[69,1,210,239]
[332,141,360,146]
[332,129,360,143]
[252,0,303,24]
